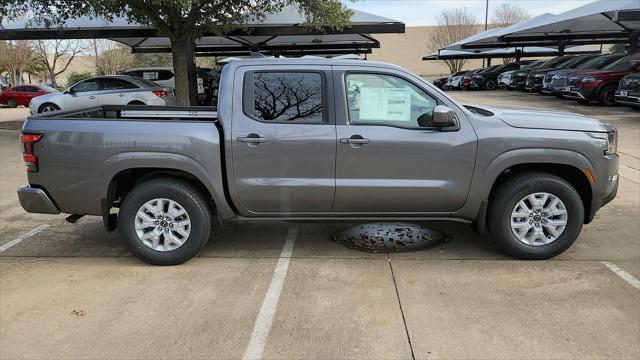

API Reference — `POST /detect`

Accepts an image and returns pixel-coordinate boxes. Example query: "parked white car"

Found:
[121,67,206,101]
[29,75,174,114]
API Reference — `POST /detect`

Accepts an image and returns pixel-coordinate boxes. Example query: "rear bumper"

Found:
[17,185,60,214]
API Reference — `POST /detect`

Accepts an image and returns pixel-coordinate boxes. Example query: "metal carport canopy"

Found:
[464,0,640,49]
[0,6,403,55]
[440,13,557,52]
[423,45,600,60]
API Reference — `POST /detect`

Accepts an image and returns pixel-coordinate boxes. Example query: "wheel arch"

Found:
[98,152,235,226]
[463,148,596,231]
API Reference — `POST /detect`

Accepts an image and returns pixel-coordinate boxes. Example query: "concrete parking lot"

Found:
[1,92,639,359]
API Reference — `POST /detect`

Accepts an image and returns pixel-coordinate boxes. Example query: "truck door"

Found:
[230,66,336,215]
[332,68,477,213]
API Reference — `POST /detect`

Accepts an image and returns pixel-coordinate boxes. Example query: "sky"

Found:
[343,0,596,26]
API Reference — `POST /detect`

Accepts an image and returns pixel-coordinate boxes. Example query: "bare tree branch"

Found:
[427,8,480,74]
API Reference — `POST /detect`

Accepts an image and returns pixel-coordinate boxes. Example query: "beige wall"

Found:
[369,26,485,80]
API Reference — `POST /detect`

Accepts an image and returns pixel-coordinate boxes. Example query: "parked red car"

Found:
[563,54,640,106]
[0,84,57,108]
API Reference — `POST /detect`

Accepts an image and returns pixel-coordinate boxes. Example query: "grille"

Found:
[620,78,639,90]
[544,74,554,83]
[567,76,581,86]
[555,76,567,88]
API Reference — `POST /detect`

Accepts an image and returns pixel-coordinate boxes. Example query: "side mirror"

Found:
[432,105,458,128]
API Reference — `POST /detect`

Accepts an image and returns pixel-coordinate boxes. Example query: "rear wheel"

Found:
[118,178,212,265]
[38,103,60,113]
[7,99,17,108]
[598,85,617,107]
[488,172,584,260]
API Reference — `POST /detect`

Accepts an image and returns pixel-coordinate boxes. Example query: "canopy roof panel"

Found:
[499,0,639,42]
[423,45,600,60]
[0,6,404,40]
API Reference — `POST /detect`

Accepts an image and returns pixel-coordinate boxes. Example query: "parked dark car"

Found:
[563,54,640,106]
[512,56,576,91]
[432,76,449,90]
[542,54,626,97]
[498,61,543,89]
[526,55,598,92]
[0,84,57,108]
[461,69,483,89]
[471,61,533,90]
[615,73,640,109]
[466,65,499,90]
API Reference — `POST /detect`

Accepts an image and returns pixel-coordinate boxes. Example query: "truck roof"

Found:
[221,57,406,71]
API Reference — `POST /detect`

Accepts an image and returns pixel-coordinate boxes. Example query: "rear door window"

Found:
[243,72,324,124]
[100,78,138,90]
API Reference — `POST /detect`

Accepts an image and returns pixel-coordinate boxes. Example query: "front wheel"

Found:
[488,172,584,260]
[118,178,212,265]
[7,99,17,108]
[485,80,497,90]
[38,103,60,113]
[598,85,617,107]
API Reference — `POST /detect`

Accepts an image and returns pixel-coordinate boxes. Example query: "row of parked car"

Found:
[0,67,221,114]
[433,54,640,109]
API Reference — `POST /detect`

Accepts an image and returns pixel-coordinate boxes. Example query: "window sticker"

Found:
[143,71,159,80]
[359,87,411,122]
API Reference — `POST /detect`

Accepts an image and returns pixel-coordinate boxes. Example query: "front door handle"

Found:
[237,133,266,146]
[88,95,96,99]
[340,135,370,146]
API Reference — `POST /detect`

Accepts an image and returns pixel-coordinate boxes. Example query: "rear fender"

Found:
[96,152,235,220]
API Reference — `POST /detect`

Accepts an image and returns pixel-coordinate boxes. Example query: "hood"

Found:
[500,70,518,76]
[32,92,61,102]
[569,69,630,78]
[468,104,613,132]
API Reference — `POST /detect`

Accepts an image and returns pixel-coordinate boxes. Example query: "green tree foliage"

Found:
[609,44,625,54]
[1,0,353,105]
[66,71,94,86]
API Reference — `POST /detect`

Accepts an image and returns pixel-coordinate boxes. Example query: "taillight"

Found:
[152,89,168,98]
[20,133,43,172]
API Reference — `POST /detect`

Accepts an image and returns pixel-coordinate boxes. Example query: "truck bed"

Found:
[22,105,225,217]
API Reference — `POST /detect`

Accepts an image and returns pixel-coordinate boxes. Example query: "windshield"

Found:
[478,65,499,74]
[576,55,625,70]
[39,85,58,92]
[536,56,572,69]
[524,61,542,69]
[557,56,594,69]
[603,56,640,71]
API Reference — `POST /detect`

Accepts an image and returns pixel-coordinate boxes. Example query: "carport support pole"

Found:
[630,31,639,54]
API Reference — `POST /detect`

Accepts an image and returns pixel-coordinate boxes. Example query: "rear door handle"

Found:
[237,133,266,145]
[88,96,96,99]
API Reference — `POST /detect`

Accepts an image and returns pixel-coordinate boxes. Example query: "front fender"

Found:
[455,148,594,219]
[96,151,235,220]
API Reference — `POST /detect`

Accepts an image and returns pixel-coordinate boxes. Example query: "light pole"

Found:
[483,0,489,67]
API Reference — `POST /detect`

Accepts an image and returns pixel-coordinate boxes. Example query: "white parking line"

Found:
[243,225,299,360]
[602,261,640,290]
[0,224,50,253]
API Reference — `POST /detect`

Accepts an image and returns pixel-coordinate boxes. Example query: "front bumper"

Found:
[562,87,595,101]
[614,90,640,107]
[587,154,619,223]
[17,185,60,214]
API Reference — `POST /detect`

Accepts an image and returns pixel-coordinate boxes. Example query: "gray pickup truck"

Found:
[18,58,619,265]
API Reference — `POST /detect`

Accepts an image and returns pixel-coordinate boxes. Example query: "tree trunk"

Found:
[170,34,198,106]
[48,66,57,88]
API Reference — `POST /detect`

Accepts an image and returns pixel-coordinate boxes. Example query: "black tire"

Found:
[597,85,617,107]
[38,103,60,113]
[485,80,497,90]
[7,99,17,108]
[118,177,212,265]
[488,172,584,260]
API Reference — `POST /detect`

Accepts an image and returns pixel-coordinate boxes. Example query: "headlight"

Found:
[587,131,617,155]
[534,73,545,78]
[581,76,597,83]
